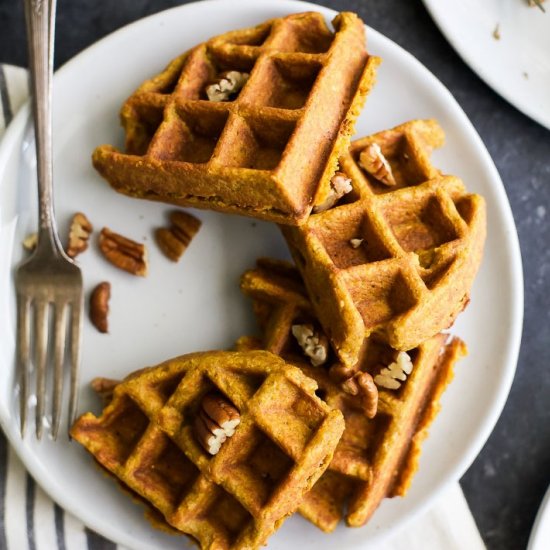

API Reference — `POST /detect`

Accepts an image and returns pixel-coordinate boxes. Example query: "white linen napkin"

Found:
[0,63,486,550]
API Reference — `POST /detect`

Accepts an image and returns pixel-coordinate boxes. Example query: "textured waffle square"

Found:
[92,12,380,225]
[281,119,486,368]
[71,350,345,549]
[238,258,466,530]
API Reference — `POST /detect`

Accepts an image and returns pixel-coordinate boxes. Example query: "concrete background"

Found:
[0,1,549,549]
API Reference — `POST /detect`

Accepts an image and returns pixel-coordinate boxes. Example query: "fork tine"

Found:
[17,295,31,437]
[51,301,67,440]
[34,300,49,440]
[68,300,83,432]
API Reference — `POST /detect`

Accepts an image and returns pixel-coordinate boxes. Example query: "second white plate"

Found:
[0,0,523,548]
[423,0,550,130]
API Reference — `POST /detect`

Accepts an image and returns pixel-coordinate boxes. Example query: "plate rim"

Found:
[421,0,550,131]
[0,0,524,547]
[528,484,550,550]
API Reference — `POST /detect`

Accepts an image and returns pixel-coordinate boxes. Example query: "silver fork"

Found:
[16,0,83,439]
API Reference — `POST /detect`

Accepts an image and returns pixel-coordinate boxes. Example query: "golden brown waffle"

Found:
[92,12,380,225]
[239,258,466,530]
[281,119,485,368]
[240,258,315,356]
[71,350,344,549]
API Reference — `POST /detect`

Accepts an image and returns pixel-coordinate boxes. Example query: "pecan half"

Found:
[99,228,148,276]
[359,142,396,186]
[155,210,202,262]
[66,212,93,258]
[341,371,378,418]
[195,393,240,455]
[205,71,249,102]
[89,281,111,333]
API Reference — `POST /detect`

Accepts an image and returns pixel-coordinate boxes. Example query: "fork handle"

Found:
[24,0,60,249]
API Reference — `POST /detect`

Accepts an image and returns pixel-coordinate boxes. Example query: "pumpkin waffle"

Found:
[239,258,466,530]
[92,12,380,225]
[70,350,344,550]
[281,119,485,368]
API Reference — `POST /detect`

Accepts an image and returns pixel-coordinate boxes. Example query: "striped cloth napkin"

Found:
[0,63,486,550]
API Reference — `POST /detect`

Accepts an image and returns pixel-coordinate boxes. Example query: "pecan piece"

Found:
[155,210,202,262]
[205,71,249,102]
[98,228,148,276]
[195,393,240,455]
[374,351,414,390]
[313,172,353,213]
[359,142,396,186]
[291,323,329,367]
[341,371,378,418]
[89,281,111,333]
[66,212,93,258]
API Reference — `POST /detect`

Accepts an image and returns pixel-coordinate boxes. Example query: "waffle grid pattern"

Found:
[239,259,465,530]
[71,351,344,549]
[281,119,485,367]
[92,12,380,224]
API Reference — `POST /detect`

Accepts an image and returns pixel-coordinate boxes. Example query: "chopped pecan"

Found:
[291,323,329,367]
[374,351,413,390]
[195,393,241,455]
[89,282,111,333]
[66,212,93,258]
[155,210,202,262]
[205,71,249,102]
[313,172,353,213]
[359,142,396,186]
[99,228,148,276]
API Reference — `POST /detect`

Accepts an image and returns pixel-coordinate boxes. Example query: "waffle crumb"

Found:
[22,232,38,252]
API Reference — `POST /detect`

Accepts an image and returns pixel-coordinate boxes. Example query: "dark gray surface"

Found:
[1,1,549,549]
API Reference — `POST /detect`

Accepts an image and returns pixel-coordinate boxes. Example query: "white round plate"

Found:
[422,0,550,130]
[0,0,523,548]
[528,485,550,550]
